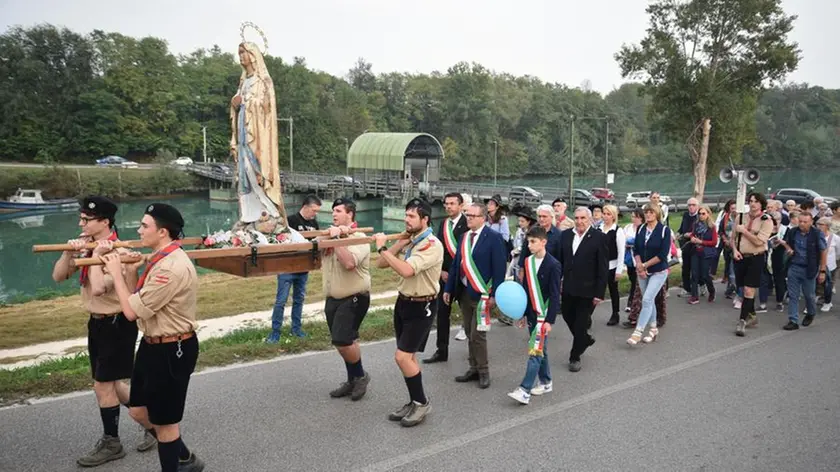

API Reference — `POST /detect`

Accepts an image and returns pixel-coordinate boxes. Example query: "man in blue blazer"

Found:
[443,202,507,389]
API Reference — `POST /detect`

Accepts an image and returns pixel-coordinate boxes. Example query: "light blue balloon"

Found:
[495,280,528,320]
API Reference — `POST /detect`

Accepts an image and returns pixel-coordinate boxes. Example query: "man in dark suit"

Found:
[424,192,469,364]
[558,207,609,372]
[444,202,507,388]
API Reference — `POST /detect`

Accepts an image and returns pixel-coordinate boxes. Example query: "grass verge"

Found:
[0,307,423,407]
[0,263,402,350]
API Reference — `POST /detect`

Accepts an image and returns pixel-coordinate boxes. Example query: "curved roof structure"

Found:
[347,132,444,171]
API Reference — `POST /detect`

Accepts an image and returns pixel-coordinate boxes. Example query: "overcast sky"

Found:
[1,0,837,94]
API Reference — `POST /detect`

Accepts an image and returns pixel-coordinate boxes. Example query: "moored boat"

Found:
[0,189,80,213]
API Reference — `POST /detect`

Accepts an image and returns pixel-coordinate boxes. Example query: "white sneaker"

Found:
[530,382,553,396]
[821,303,832,312]
[734,298,742,310]
[507,387,530,405]
[454,328,467,341]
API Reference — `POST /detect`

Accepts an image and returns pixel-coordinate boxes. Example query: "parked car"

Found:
[590,187,615,202]
[328,175,363,194]
[95,155,139,169]
[558,188,601,208]
[626,191,672,209]
[210,163,233,176]
[769,188,836,205]
[509,186,543,206]
[170,157,193,167]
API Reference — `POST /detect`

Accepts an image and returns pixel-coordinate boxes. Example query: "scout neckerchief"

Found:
[80,231,118,285]
[404,227,433,259]
[135,241,182,292]
[443,216,459,259]
[461,229,492,332]
[524,254,548,356]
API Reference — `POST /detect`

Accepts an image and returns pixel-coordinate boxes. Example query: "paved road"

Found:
[0,162,159,170]
[1,294,839,472]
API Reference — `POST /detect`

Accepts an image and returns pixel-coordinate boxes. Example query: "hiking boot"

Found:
[350,373,370,401]
[178,452,206,472]
[387,403,414,422]
[136,428,157,452]
[735,319,746,337]
[400,401,432,427]
[746,313,759,328]
[802,314,815,327]
[77,435,126,467]
[329,381,353,398]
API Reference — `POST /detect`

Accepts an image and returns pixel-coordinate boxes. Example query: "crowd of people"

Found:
[52,188,838,470]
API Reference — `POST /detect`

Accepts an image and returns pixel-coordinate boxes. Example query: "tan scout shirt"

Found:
[78,247,129,315]
[323,233,371,299]
[128,248,198,337]
[736,212,774,255]
[396,232,444,297]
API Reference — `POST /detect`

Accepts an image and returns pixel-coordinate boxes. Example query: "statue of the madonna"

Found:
[229,38,287,230]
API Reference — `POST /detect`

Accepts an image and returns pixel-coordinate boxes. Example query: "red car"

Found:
[590,187,615,202]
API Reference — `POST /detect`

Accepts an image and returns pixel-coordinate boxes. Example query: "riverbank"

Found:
[0,166,203,200]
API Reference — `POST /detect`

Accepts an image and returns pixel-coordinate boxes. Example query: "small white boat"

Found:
[0,189,80,213]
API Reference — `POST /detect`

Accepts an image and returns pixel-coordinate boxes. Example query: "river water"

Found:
[2,170,838,302]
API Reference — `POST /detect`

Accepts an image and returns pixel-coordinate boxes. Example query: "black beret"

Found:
[552,197,566,206]
[332,197,355,209]
[145,203,184,232]
[79,196,118,220]
[406,198,432,214]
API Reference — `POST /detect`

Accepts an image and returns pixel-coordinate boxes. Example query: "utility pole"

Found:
[493,140,498,186]
[202,126,207,163]
[568,117,575,201]
[278,117,294,173]
[604,120,610,188]
[342,137,349,174]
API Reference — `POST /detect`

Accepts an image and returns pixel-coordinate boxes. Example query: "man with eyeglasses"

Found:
[677,198,701,298]
[52,196,158,467]
[733,192,774,336]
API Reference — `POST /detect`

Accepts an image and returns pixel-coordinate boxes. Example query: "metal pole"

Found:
[604,120,609,188]
[568,117,574,202]
[343,137,349,174]
[289,118,294,174]
[202,126,207,163]
[493,140,498,186]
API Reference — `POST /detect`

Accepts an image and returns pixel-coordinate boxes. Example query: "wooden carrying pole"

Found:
[71,232,407,267]
[31,228,374,253]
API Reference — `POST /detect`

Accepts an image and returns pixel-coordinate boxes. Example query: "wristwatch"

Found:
[377,246,387,254]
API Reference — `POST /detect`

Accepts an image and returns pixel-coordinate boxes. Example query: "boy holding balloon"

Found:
[505,226,562,405]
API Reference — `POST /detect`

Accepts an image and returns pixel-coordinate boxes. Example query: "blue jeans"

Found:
[271,272,309,334]
[786,264,816,323]
[520,339,551,392]
[823,269,834,304]
[637,270,668,330]
[690,253,715,298]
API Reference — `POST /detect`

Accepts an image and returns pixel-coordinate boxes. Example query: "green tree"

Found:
[616,0,800,199]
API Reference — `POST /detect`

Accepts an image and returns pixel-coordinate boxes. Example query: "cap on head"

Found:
[80,196,118,221]
[145,203,184,239]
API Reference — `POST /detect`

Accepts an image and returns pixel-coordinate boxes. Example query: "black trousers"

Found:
[681,246,694,292]
[434,280,451,353]
[626,269,638,308]
[561,295,595,362]
[607,268,620,317]
[771,246,787,303]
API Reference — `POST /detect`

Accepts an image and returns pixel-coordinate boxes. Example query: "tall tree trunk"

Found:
[693,118,711,201]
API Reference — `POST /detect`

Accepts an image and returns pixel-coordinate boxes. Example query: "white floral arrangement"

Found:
[200,227,307,249]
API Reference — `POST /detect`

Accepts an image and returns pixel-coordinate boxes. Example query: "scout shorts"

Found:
[87,313,138,382]
[393,297,437,353]
[734,253,765,288]
[129,335,199,426]
[325,293,371,346]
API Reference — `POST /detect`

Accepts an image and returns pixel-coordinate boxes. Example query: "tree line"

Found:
[1,24,837,180]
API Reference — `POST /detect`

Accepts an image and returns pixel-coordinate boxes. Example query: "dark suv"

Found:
[769,188,835,205]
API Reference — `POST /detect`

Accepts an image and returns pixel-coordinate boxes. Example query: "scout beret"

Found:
[145,203,184,237]
[406,198,432,215]
[332,197,355,209]
[79,196,118,220]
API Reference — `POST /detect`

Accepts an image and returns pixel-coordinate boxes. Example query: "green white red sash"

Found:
[524,255,548,356]
[461,231,492,332]
[443,218,458,258]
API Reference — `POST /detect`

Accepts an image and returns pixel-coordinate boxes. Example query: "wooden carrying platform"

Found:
[194,247,321,277]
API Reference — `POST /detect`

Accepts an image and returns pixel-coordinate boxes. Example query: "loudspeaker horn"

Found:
[744,168,760,185]
[719,167,734,183]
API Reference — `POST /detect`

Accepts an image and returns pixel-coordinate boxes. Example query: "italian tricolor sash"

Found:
[461,231,492,332]
[524,255,548,356]
[443,218,458,258]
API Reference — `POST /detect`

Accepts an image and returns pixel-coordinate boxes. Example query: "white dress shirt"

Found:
[572,227,590,255]
[601,223,626,275]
